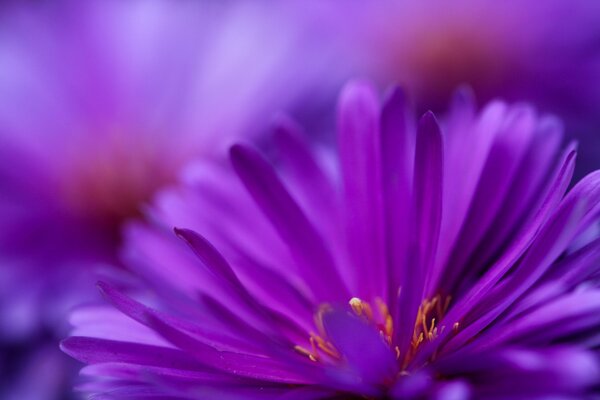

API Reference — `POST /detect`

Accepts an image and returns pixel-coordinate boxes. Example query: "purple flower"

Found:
[327,0,600,174]
[63,82,600,399]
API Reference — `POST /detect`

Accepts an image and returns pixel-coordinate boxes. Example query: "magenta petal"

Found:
[337,80,387,300]
[174,228,243,289]
[230,143,348,301]
[272,115,338,240]
[96,281,267,352]
[471,117,563,273]
[396,111,444,357]
[143,314,316,385]
[444,176,590,353]
[479,290,600,348]
[61,337,203,371]
[445,105,537,291]
[380,87,414,306]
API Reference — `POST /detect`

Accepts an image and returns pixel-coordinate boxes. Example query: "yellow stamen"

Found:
[349,297,364,316]
[295,294,459,368]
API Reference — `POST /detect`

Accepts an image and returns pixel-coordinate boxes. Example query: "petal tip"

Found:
[339,79,379,112]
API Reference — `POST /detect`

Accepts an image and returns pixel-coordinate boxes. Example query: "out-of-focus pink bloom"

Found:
[0,0,330,338]
[328,0,600,174]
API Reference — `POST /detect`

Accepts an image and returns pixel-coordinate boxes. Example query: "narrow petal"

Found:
[380,87,414,306]
[97,281,267,352]
[470,117,563,274]
[272,115,339,243]
[230,143,348,301]
[144,315,316,385]
[337,80,386,299]
[61,337,204,371]
[435,101,504,282]
[444,173,591,353]
[396,111,443,357]
[444,105,537,292]
[413,147,577,366]
[475,290,600,349]
[174,228,243,291]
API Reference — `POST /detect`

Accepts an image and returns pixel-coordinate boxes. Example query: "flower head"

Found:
[326,0,600,175]
[336,0,600,112]
[64,82,600,398]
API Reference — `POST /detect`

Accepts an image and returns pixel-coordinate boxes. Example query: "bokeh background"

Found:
[0,0,599,398]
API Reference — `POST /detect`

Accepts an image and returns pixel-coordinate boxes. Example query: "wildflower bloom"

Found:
[337,0,600,113]
[64,82,600,398]
[328,0,600,175]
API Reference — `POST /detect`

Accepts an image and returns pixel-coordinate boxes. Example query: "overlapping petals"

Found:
[64,82,600,399]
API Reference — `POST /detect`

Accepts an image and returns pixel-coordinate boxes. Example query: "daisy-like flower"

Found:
[326,0,600,175]
[64,82,600,399]
[336,0,600,113]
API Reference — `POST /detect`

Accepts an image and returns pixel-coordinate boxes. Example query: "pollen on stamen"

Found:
[349,297,363,315]
[293,345,317,362]
[349,297,394,344]
[348,297,374,320]
[295,295,458,367]
[403,294,454,368]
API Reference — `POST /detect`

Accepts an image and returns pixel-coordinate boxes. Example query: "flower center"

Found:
[404,294,456,369]
[294,295,456,370]
[58,128,186,229]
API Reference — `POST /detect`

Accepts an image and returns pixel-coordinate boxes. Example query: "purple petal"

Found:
[444,172,591,353]
[230,143,348,301]
[336,80,387,300]
[476,290,600,349]
[415,145,577,365]
[397,111,443,357]
[143,314,316,385]
[322,308,397,386]
[470,116,563,274]
[435,101,504,283]
[174,228,243,291]
[435,347,600,396]
[272,115,339,246]
[444,105,537,292]
[61,337,204,371]
[380,87,414,307]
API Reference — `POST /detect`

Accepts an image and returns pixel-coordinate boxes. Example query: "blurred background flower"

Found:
[325,0,600,176]
[0,0,341,398]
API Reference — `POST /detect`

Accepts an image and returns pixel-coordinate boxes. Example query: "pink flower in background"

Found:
[0,0,330,339]
[328,0,600,175]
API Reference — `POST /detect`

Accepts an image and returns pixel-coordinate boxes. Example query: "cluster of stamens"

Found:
[295,295,457,369]
[349,297,394,345]
[294,304,341,362]
[404,294,456,368]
